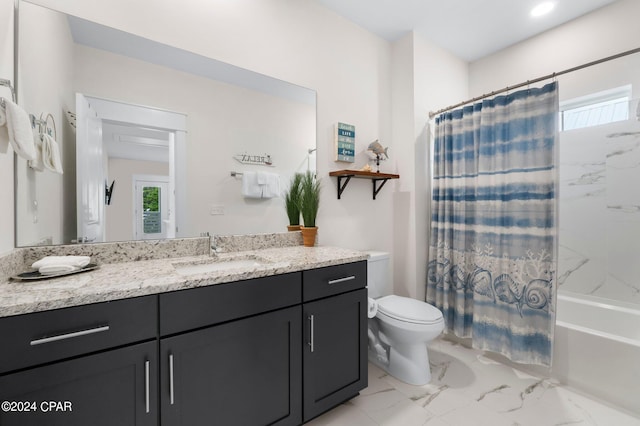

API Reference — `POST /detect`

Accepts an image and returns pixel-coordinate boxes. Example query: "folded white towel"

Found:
[256,171,268,185]
[241,171,263,199]
[39,264,80,275]
[4,100,37,161]
[32,255,91,270]
[260,172,280,199]
[28,134,45,172]
[41,133,63,174]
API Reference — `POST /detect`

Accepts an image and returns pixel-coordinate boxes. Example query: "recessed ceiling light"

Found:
[531,1,555,17]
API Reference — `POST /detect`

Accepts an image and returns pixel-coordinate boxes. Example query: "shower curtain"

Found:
[427,82,558,366]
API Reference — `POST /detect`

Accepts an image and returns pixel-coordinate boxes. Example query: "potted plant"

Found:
[284,173,303,231]
[299,171,321,247]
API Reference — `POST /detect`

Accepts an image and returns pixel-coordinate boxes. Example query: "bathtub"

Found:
[554,293,640,416]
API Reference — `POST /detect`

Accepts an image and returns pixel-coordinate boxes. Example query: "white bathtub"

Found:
[554,293,640,416]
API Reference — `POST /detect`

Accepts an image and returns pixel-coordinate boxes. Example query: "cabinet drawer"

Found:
[160,272,301,336]
[303,261,367,302]
[0,296,157,374]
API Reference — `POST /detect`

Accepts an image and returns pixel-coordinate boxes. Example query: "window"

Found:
[560,85,631,131]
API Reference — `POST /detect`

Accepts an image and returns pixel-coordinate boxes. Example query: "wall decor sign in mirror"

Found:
[15,0,317,247]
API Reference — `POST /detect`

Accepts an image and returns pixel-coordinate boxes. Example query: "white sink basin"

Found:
[173,258,266,275]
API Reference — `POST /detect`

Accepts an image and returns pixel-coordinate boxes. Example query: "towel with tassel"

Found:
[3,100,37,161]
[0,105,8,143]
[42,133,63,174]
[32,255,91,275]
[28,134,45,172]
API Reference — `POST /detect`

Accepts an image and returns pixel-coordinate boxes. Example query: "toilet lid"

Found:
[376,295,443,324]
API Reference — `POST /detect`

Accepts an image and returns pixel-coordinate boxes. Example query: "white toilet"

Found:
[366,251,444,385]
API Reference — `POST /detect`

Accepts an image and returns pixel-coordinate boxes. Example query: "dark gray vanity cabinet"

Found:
[301,261,368,422]
[0,296,158,426]
[0,341,158,426]
[0,260,368,426]
[158,272,303,426]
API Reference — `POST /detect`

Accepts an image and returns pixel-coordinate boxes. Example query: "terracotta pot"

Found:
[287,225,301,232]
[300,226,318,247]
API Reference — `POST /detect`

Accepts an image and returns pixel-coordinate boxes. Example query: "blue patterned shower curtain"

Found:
[427,82,558,366]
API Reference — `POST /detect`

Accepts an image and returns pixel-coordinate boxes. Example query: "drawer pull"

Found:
[328,275,356,285]
[169,354,175,405]
[145,360,150,414]
[29,325,110,346]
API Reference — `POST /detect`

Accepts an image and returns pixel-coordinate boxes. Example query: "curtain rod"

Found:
[428,46,640,119]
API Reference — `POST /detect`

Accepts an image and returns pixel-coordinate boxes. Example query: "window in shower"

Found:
[560,85,631,131]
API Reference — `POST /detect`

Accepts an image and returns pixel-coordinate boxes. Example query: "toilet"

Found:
[366,251,444,385]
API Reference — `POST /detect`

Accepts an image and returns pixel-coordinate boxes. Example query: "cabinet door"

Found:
[0,341,157,426]
[303,288,367,422]
[161,306,302,426]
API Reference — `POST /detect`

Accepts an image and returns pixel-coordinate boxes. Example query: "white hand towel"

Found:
[260,172,280,199]
[42,134,64,174]
[241,171,263,198]
[39,264,80,275]
[256,171,268,185]
[28,134,45,172]
[4,100,37,161]
[32,255,91,270]
[0,104,7,141]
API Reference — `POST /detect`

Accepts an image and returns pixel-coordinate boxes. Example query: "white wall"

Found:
[0,0,15,253]
[390,32,468,299]
[21,0,394,255]
[15,2,74,246]
[469,0,640,98]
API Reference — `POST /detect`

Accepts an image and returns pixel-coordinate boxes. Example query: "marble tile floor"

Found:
[308,338,640,426]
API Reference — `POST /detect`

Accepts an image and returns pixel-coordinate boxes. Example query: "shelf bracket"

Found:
[372,178,389,200]
[336,175,354,199]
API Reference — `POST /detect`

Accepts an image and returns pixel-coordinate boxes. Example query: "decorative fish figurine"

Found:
[368,140,389,159]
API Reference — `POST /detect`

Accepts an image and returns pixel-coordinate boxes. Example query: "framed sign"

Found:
[334,122,355,163]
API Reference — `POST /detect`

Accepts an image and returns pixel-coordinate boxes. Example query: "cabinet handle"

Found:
[169,354,175,405]
[308,315,315,353]
[29,325,110,346]
[145,360,150,414]
[328,275,356,285]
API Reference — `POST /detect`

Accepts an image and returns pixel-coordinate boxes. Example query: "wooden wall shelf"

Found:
[328,170,400,200]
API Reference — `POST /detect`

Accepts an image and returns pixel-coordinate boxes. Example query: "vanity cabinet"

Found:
[159,272,302,426]
[302,262,368,422]
[0,296,158,426]
[0,260,367,425]
[0,341,158,426]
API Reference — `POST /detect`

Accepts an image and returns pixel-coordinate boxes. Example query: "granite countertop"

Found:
[0,246,368,318]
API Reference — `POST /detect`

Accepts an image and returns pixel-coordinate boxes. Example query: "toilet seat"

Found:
[376,295,443,325]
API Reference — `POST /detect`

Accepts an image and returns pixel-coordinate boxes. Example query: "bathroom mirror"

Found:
[15,0,317,247]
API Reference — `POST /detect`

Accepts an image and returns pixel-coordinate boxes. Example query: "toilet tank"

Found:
[365,251,392,298]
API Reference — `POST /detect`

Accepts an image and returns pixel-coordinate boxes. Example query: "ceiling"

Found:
[313,0,619,61]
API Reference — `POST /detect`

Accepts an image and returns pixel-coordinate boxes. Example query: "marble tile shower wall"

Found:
[558,109,640,306]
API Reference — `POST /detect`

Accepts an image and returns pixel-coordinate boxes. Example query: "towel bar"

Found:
[0,78,17,109]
